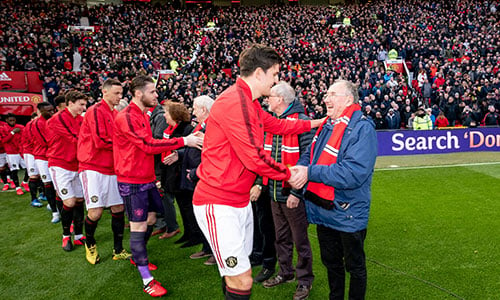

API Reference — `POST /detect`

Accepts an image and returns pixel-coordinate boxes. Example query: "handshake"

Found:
[288,165,308,189]
[184,131,204,150]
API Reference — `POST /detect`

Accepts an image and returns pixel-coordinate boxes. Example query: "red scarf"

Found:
[192,120,206,134]
[161,122,179,160]
[262,113,300,188]
[305,104,361,203]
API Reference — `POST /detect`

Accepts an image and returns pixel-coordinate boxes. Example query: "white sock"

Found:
[74,234,83,240]
[143,277,154,286]
[52,212,60,217]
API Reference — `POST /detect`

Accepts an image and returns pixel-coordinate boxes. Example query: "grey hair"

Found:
[333,79,359,104]
[271,81,295,105]
[193,95,215,112]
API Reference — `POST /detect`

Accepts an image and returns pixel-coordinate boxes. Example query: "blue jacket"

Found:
[297,110,377,232]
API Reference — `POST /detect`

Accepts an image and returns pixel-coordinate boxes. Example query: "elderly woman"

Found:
[177,96,216,265]
[157,102,193,240]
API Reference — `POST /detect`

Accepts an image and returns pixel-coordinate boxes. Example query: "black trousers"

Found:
[316,225,367,300]
[251,191,277,270]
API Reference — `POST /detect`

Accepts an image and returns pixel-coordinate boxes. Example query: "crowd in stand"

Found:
[1,0,499,129]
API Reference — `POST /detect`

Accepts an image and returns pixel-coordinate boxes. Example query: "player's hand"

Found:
[185,133,203,150]
[310,117,326,128]
[289,166,308,189]
[286,194,300,209]
[12,128,21,134]
[250,185,262,202]
[163,151,179,165]
[186,169,192,181]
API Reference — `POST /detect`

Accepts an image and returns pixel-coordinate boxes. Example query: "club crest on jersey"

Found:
[226,256,238,268]
[61,188,68,195]
[12,164,17,168]
[30,168,35,172]
[42,175,47,180]
[91,195,98,203]
[134,208,144,218]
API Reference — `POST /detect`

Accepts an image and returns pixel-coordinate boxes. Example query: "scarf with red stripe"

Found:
[192,119,207,134]
[262,113,300,188]
[161,122,179,161]
[305,104,361,204]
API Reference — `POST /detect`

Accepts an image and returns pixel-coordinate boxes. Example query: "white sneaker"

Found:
[51,212,60,224]
[46,204,51,212]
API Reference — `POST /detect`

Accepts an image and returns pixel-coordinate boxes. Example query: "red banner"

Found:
[26,72,44,93]
[0,92,42,116]
[0,71,44,93]
[0,71,27,91]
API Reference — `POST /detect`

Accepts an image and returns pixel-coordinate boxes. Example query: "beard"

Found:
[140,94,157,108]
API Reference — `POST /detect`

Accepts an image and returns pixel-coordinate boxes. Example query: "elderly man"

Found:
[291,80,377,300]
[258,81,315,300]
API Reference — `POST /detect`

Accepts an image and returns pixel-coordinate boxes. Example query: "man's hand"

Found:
[12,128,21,134]
[286,194,300,209]
[163,151,179,165]
[289,165,308,189]
[249,185,262,202]
[310,117,326,128]
[184,133,203,150]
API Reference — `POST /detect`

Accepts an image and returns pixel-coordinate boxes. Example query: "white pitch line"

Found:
[376,161,500,171]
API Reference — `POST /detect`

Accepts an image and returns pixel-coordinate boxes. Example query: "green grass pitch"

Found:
[0,157,499,299]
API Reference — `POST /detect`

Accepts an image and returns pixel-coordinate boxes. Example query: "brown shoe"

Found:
[190,251,212,259]
[293,284,312,300]
[203,256,216,266]
[159,228,180,239]
[151,227,166,237]
[262,275,294,288]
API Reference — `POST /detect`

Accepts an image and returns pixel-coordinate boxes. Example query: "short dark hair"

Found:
[37,102,52,110]
[65,91,88,105]
[5,113,15,120]
[102,78,122,90]
[130,75,154,97]
[239,44,282,77]
[54,95,66,107]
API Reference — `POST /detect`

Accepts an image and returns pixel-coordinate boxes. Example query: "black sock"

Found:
[10,170,19,187]
[0,169,7,183]
[144,225,154,245]
[85,216,99,246]
[221,276,227,295]
[225,287,251,300]
[22,170,28,182]
[73,202,84,236]
[38,178,44,194]
[44,182,58,213]
[112,211,125,253]
[61,204,74,236]
[55,196,63,213]
[28,178,39,201]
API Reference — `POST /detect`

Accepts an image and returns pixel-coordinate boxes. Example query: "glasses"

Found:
[325,92,349,98]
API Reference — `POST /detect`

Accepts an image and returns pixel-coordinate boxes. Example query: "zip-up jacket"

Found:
[113,101,185,184]
[47,108,82,172]
[78,101,116,175]
[32,117,51,160]
[297,110,377,233]
[22,119,36,155]
[193,78,312,208]
[266,100,315,203]
[1,124,25,154]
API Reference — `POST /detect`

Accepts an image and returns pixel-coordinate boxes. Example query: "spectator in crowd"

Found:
[413,108,433,130]
[385,108,401,129]
[435,110,450,128]
[482,105,499,126]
